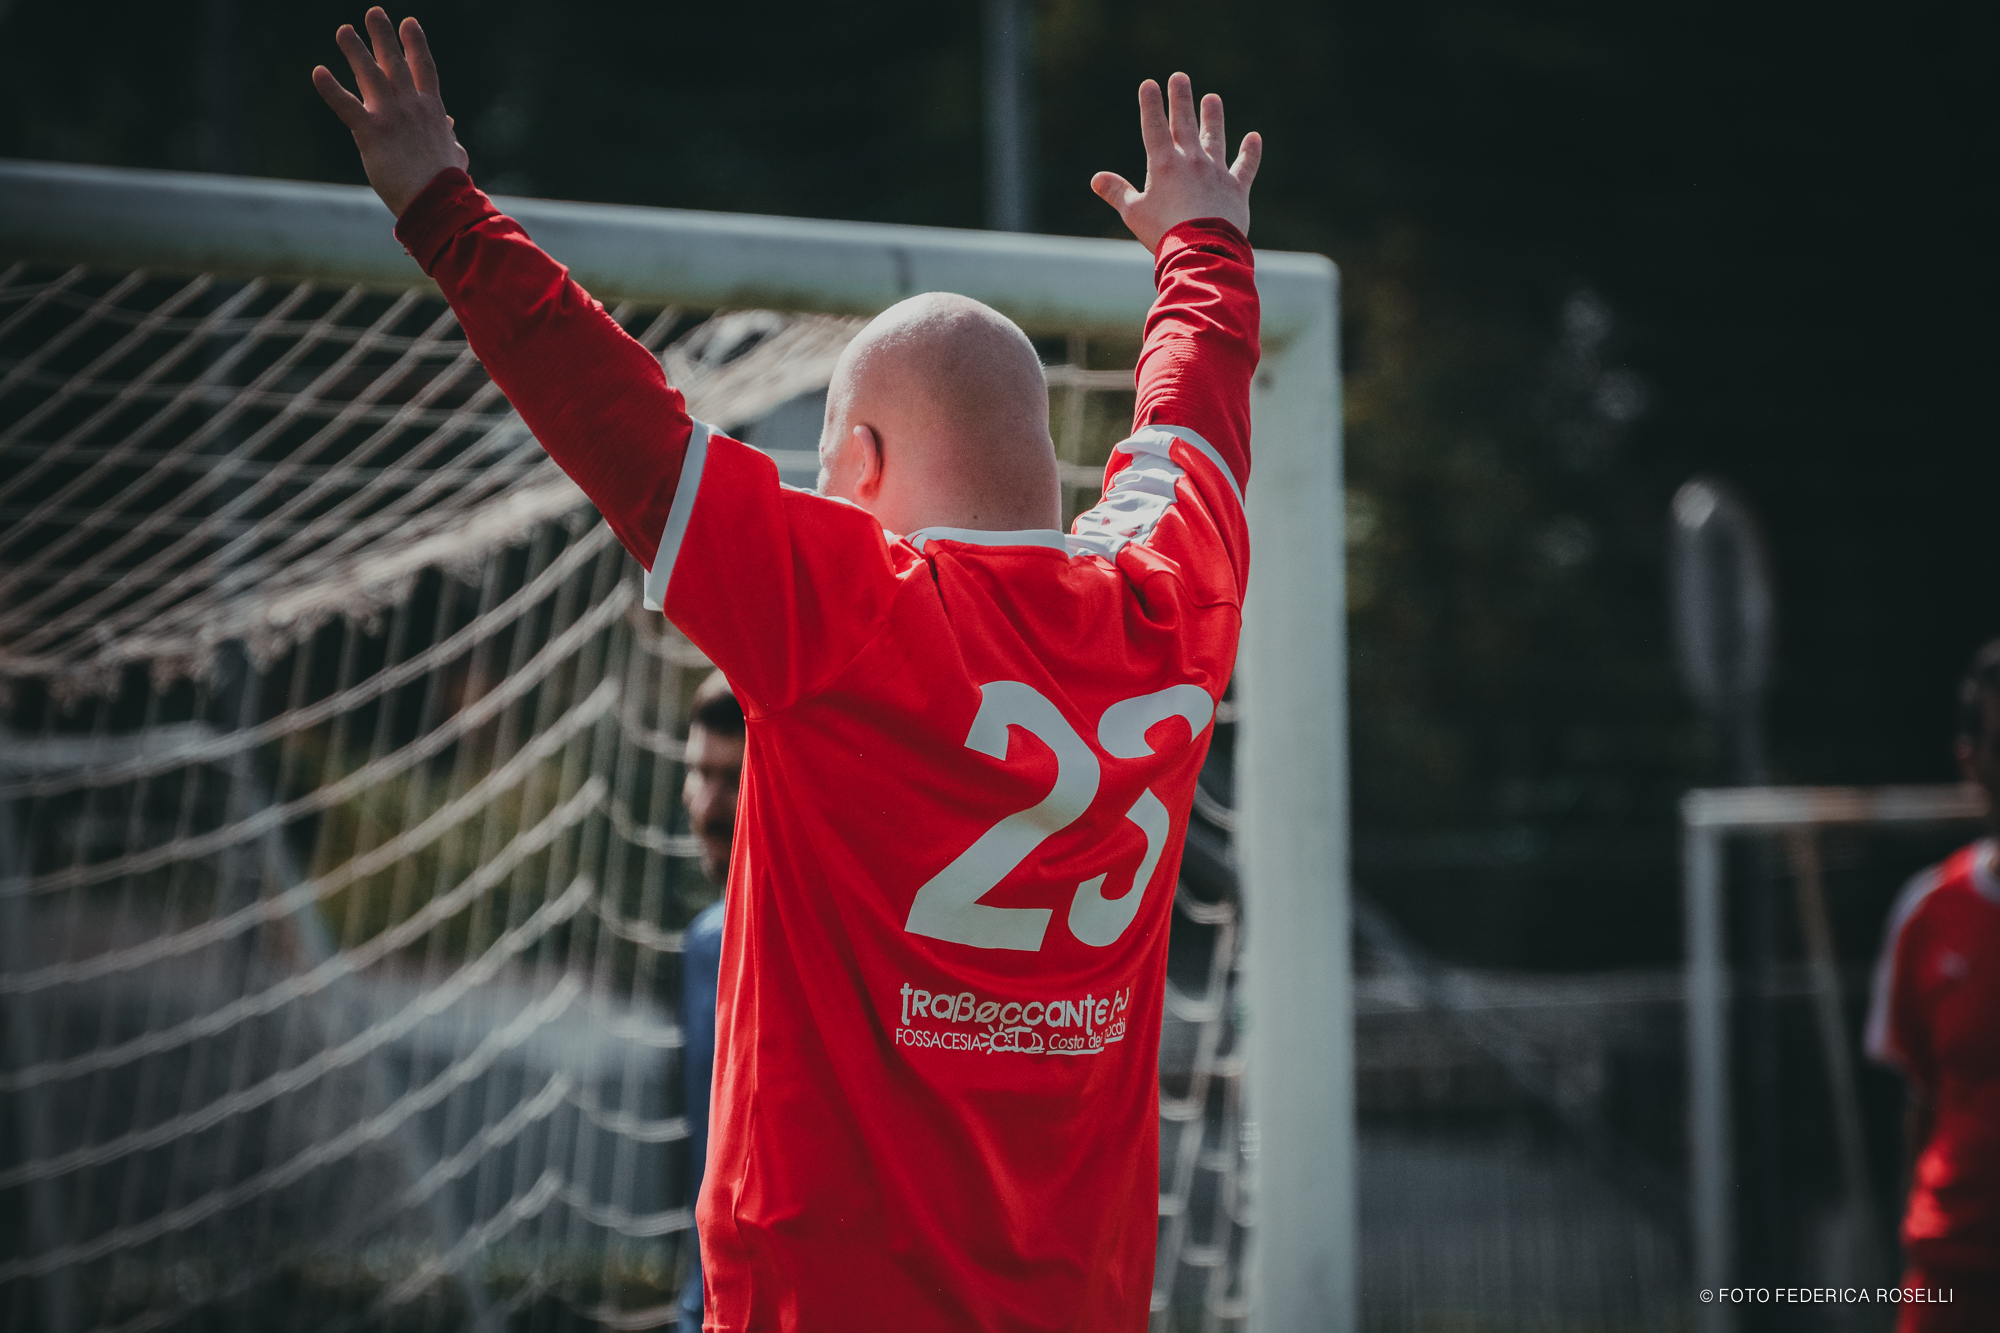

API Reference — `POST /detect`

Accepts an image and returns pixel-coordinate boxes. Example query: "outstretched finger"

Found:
[1199,92,1226,165]
[1091,170,1141,213]
[1166,73,1198,151]
[312,65,370,130]
[1136,80,1170,163]
[335,23,389,102]
[365,7,412,89]
[401,16,442,95]
[1230,131,1263,188]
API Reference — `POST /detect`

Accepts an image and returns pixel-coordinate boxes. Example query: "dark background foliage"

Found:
[2,0,1994,970]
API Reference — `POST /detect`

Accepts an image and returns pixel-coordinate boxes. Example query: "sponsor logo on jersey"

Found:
[894,981,1131,1056]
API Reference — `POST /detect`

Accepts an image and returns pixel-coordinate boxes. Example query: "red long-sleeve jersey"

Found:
[397,171,1259,1332]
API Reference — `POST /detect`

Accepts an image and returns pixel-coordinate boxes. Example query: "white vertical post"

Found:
[1240,260,1352,1331]
[1684,815,1732,1332]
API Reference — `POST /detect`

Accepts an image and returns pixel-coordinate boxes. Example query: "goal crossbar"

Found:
[0,156,1352,1331]
[0,157,1333,341]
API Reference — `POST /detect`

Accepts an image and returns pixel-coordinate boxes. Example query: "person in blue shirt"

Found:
[677,670,744,1333]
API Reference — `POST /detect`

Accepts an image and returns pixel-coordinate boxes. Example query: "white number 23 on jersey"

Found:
[903,680,1214,952]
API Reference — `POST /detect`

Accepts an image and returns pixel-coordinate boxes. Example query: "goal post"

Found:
[1239,271,1351,1332]
[0,156,1349,1330]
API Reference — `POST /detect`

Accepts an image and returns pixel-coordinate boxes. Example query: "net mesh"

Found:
[1351,898,1692,1330]
[0,257,1251,1332]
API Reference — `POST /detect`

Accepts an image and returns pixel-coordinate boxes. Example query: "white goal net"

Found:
[0,160,1348,1333]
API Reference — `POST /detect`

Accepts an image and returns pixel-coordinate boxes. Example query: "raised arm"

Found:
[1094,75,1261,489]
[313,9,688,572]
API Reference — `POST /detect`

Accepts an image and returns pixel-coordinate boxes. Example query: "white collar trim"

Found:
[906,526,1070,554]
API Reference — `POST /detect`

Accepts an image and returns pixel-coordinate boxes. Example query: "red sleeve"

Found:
[1064,220,1257,611]
[1133,218,1259,491]
[393,169,688,574]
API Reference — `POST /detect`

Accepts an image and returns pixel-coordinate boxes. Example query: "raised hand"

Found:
[1091,74,1261,253]
[312,9,468,218]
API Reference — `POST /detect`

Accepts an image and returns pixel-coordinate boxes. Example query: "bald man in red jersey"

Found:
[317,12,1264,1328]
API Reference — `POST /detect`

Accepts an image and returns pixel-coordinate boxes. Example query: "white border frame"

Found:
[0,157,1352,1332]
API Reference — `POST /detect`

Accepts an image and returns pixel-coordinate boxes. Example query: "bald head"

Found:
[818,293,1060,536]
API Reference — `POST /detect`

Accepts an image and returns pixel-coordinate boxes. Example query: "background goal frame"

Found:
[1680,782,1987,1333]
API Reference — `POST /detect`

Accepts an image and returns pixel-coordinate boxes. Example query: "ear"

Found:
[850,424,885,502]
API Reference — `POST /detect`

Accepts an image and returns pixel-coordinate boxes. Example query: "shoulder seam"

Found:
[642,419,713,613]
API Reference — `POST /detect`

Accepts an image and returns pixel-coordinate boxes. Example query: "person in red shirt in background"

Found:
[314,11,1264,1330]
[1867,640,2000,1331]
